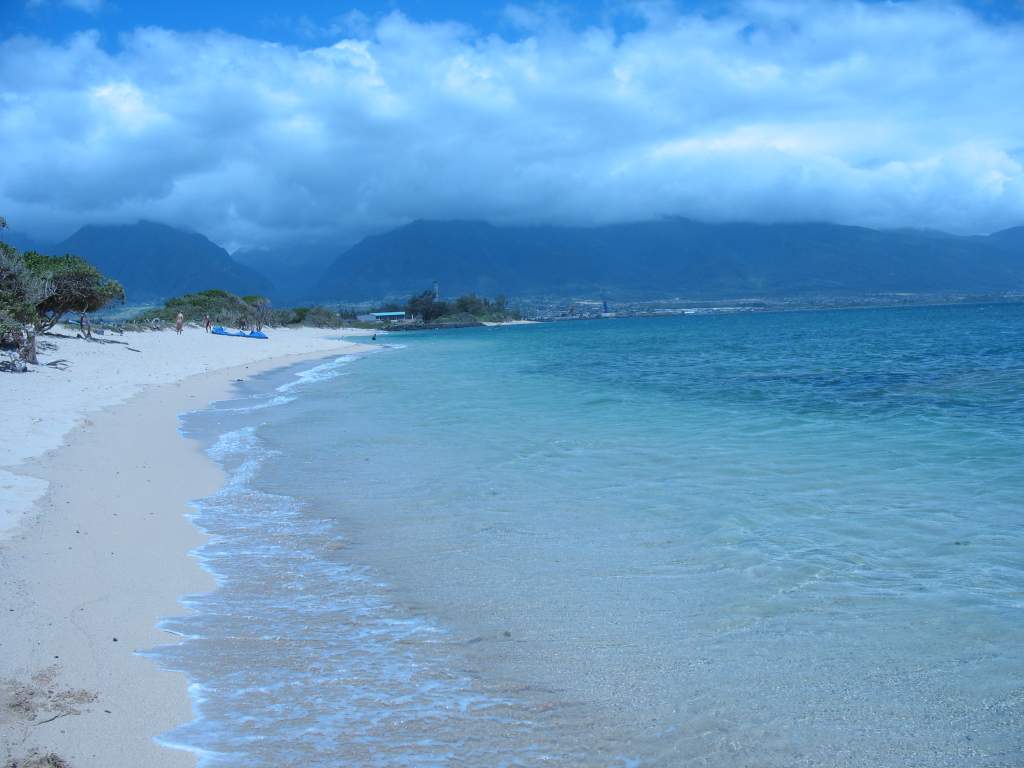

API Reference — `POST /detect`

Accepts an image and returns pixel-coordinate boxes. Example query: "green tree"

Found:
[454,293,487,315]
[0,244,46,327]
[1,244,53,364]
[23,252,125,332]
[406,289,448,322]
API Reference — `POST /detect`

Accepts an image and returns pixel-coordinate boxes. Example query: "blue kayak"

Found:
[212,326,268,339]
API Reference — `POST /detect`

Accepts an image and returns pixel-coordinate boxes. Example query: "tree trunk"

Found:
[21,328,38,365]
[36,314,60,333]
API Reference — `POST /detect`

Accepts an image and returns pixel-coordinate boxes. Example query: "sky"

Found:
[3,0,1024,251]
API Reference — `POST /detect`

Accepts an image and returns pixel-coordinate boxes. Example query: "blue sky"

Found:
[7,0,1024,47]
[3,1,1024,248]
[5,0,518,44]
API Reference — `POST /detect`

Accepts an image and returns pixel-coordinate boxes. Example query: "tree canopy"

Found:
[401,288,517,324]
[0,243,48,348]
[405,290,449,322]
[1,244,46,326]
[22,251,125,332]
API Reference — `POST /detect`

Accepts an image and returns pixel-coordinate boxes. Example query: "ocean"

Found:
[150,305,1024,767]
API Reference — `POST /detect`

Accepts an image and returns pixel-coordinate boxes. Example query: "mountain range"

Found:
[8,218,1024,304]
[315,218,1024,300]
[231,244,339,303]
[49,221,270,303]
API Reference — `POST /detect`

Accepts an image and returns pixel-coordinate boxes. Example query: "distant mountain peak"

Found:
[990,225,1024,239]
[313,218,1024,302]
[56,221,270,303]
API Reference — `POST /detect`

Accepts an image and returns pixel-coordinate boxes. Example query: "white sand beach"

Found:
[1,325,373,767]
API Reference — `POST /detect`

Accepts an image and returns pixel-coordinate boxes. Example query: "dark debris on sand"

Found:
[3,751,71,768]
[1,666,96,768]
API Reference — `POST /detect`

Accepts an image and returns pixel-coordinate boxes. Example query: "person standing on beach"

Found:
[175,312,185,335]
[204,314,212,333]
[79,312,92,339]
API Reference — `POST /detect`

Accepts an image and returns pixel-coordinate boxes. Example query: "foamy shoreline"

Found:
[0,326,374,767]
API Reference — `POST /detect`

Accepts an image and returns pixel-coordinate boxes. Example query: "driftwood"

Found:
[33,711,74,726]
[0,352,29,373]
[0,325,144,373]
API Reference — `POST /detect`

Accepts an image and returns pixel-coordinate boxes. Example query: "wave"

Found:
[150,416,590,767]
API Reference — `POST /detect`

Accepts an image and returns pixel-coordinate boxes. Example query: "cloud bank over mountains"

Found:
[3,1,1024,249]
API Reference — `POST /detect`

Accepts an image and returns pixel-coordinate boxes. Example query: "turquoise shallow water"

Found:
[153,305,1023,766]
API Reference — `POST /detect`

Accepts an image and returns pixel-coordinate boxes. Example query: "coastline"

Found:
[1,331,373,767]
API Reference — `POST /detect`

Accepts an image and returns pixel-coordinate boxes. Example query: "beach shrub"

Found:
[137,291,349,329]
[302,306,343,327]
[288,306,311,324]
[23,251,125,332]
[139,289,256,326]
[431,311,481,325]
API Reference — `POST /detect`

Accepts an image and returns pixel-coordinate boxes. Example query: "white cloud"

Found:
[2,1,1024,248]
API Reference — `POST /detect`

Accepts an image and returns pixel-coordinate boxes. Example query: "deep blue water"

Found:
[152,305,1024,767]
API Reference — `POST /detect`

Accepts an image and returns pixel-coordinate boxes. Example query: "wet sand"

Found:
[1,335,372,767]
